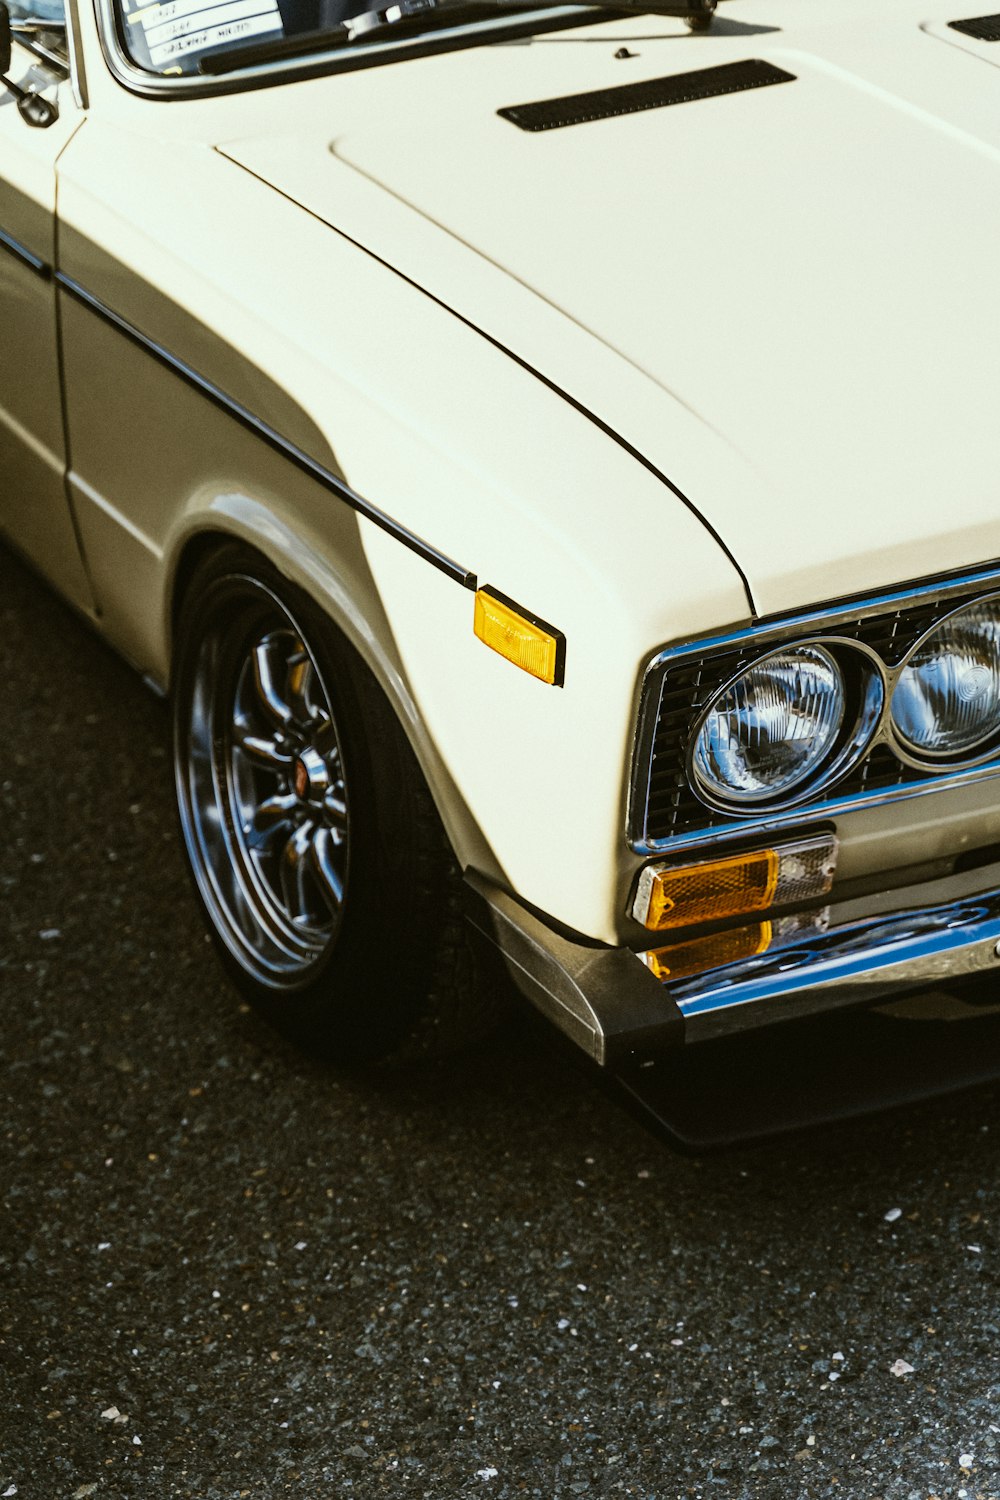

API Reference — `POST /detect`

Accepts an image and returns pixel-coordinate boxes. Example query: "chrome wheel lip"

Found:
[176,574,350,992]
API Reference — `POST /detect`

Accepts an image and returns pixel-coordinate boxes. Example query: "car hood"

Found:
[220,0,1000,617]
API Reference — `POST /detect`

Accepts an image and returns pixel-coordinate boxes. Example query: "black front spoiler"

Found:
[463,870,684,1066]
[609,995,1000,1149]
[465,867,1000,1146]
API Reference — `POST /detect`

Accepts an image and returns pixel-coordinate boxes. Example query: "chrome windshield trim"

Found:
[91,0,597,99]
[629,560,1000,854]
[67,0,88,108]
[661,860,1000,1042]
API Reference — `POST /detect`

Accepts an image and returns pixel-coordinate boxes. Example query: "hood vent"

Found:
[498,57,795,132]
[949,11,1000,36]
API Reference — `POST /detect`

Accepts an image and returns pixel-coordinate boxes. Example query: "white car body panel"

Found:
[220,0,1000,617]
[53,110,748,943]
[3,0,1000,971]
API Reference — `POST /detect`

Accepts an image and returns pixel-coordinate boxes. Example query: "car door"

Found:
[0,0,91,610]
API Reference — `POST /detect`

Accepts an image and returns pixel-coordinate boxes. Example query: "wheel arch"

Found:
[165,513,506,888]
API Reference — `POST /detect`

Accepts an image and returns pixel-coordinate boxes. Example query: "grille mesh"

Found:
[498,59,796,133]
[949,13,1000,39]
[639,587,991,845]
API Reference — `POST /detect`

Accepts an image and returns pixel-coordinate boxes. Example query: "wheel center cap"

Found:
[293,747,328,802]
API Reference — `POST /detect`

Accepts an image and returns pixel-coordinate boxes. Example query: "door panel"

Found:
[0,54,91,608]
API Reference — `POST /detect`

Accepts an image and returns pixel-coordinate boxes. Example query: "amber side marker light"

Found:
[474,586,565,686]
[631,833,838,932]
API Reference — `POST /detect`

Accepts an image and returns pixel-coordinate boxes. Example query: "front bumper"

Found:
[465,859,1000,1065]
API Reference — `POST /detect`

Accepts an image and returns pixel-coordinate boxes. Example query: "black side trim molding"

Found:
[498,58,796,132]
[0,223,51,277]
[54,271,478,590]
[949,11,1000,37]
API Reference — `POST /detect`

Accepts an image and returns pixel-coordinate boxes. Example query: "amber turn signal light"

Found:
[474,587,565,686]
[632,833,837,932]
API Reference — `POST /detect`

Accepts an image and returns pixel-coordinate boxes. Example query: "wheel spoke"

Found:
[243,794,300,856]
[252,639,294,727]
[323,792,349,836]
[279,822,315,923]
[312,721,339,761]
[254,793,300,828]
[286,651,318,726]
[310,826,346,915]
[232,723,294,770]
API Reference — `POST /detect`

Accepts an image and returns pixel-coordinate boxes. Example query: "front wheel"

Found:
[172,544,503,1063]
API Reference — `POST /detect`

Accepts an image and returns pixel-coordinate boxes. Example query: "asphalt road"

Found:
[4,542,1000,1500]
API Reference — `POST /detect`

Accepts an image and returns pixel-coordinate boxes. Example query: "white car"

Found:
[3,0,1000,1123]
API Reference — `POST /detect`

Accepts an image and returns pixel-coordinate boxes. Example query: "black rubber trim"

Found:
[54,272,478,590]
[948,11,1000,38]
[498,57,796,132]
[0,223,51,277]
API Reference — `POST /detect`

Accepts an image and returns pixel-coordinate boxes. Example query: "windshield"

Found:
[115,0,370,74]
[109,0,709,82]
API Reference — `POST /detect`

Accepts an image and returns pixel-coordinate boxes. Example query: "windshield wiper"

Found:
[346,0,711,38]
[200,0,713,73]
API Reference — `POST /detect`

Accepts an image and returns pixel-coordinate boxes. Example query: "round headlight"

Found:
[891,598,1000,759]
[691,644,846,805]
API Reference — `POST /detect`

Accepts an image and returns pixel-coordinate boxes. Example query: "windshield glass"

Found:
[109,0,706,82]
[116,0,367,75]
[8,0,65,19]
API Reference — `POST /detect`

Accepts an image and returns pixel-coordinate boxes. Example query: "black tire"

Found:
[172,542,504,1064]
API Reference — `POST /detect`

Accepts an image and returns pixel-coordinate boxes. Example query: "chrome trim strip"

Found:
[629,561,1000,854]
[55,272,479,590]
[67,0,88,109]
[0,224,50,277]
[647,562,1000,677]
[633,763,1000,857]
[664,860,1000,1042]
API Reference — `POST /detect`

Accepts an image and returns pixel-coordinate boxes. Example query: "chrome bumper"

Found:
[465,861,1000,1066]
[669,863,1000,1042]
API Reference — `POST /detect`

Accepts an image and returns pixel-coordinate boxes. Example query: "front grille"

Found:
[633,570,1000,849]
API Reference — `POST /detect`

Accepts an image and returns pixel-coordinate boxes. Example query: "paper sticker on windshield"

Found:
[128,0,282,66]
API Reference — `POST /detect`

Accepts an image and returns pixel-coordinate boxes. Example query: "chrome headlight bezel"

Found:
[687,638,885,813]
[629,564,1000,857]
[888,592,1000,767]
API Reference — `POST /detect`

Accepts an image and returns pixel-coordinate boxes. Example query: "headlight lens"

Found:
[891,598,1000,758]
[691,644,846,804]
